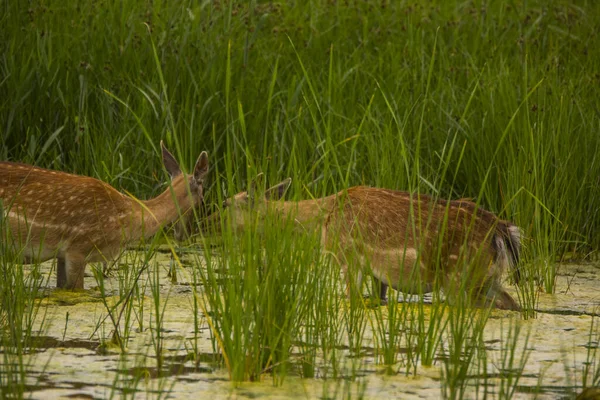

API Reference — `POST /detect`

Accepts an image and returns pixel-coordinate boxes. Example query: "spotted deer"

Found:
[201,176,521,311]
[0,142,209,289]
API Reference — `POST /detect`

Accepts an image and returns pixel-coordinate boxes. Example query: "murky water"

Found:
[5,251,599,399]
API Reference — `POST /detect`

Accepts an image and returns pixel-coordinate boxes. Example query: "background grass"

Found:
[2,0,600,395]
[3,0,599,265]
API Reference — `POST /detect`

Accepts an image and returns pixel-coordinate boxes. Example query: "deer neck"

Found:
[201,193,339,236]
[138,174,193,238]
[267,194,337,231]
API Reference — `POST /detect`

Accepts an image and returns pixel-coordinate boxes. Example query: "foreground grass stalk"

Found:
[582,312,600,390]
[440,274,492,400]
[496,319,532,399]
[191,202,348,383]
[148,257,167,373]
[0,216,50,397]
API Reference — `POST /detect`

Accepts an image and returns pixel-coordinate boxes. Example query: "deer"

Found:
[0,142,209,290]
[198,175,522,311]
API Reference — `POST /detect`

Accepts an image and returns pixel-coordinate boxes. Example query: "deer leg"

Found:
[378,279,388,302]
[57,257,67,288]
[101,261,108,276]
[371,276,388,304]
[64,255,87,290]
[168,253,178,284]
[352,263,389,306]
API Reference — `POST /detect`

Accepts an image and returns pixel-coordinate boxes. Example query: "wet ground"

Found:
[4,251,600,399]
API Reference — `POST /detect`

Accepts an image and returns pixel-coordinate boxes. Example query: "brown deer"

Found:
[200,175,521,311]
[0,142,209,289]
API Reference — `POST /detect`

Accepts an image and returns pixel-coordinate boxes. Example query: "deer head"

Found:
[160,141,209,240]
[201,174,292,234]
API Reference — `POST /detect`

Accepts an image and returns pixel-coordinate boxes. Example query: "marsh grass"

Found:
[4,1,597,265]
[440,296,490,400]
[495,319,532,399]
[516,259,540,320]
[295,249,344,380]
[582,313,600,390]
[370,289,409,371]
[416,294,449,369]
[2,0,600,397]
[108,354,145,399]
[0,209,51,397]
[190,198,343,382]
[148,255,167,372]
[92,252,149,352]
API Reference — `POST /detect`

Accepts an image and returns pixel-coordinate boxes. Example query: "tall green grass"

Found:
[2,1,599,267]
[0,205,50,397]
[581,313,600,392]
[190,189,342,382]
[2,0,600,396]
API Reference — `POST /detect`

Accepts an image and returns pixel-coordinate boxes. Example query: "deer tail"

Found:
[493,223,522,283]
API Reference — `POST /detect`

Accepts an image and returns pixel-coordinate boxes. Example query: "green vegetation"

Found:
[3,0,599,259]
[0,213,50,397]
[1,0,600,398]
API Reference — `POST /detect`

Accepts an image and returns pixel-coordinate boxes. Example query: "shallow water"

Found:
[4,251,599,399]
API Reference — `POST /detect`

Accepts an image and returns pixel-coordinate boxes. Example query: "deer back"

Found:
[325,187,504,271]
[1,162,139,257]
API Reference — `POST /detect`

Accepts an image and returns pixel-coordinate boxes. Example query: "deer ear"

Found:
[248,173,264,200]
[265,178,292,200]
[194,151,209,182]
[161,141,181,178]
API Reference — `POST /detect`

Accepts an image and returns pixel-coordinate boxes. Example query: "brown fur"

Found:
[0,143,209,289]
[209,180,521,311]
[324,187,521,310]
